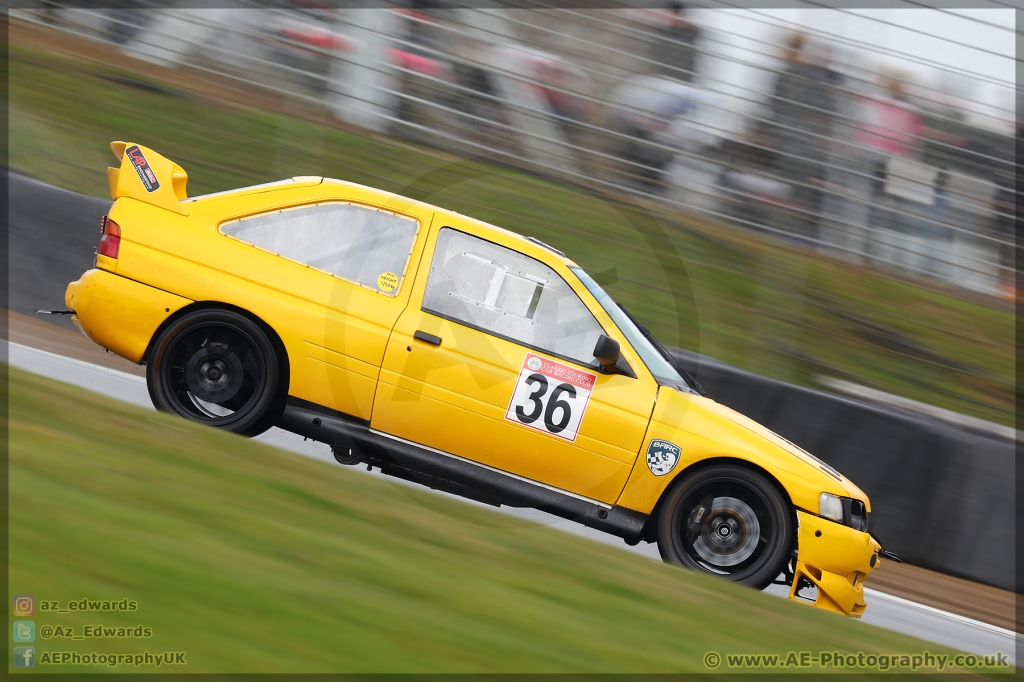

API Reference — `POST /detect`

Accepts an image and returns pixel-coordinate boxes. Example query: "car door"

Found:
[216,191,432,420]
[372,224,659,504]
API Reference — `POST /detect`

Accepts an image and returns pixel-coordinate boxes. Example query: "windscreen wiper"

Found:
[618,304,706,396]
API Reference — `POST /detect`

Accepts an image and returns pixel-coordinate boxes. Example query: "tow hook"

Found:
[34,309,74,315]
[878,549,902,563]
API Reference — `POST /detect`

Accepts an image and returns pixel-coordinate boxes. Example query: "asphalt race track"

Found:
[8,341,1018,666]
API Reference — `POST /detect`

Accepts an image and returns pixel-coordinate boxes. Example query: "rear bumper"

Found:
[65,269,192,364]
[789,510,881,618]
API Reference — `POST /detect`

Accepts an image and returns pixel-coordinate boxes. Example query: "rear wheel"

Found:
[656,464,793,589]
[147,309,284,437]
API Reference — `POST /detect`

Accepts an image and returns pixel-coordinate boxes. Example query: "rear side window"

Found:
[422,227,604,366]
[220,202,419,296]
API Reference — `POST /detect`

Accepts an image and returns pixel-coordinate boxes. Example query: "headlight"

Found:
[819,492,844,522]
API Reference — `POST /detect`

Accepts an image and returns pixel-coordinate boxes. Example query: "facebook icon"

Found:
[13,646,34,668]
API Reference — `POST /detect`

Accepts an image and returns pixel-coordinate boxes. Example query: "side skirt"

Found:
[276,397,648,543]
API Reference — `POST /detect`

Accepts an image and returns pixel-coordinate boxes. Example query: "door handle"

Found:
[413,330,442,346]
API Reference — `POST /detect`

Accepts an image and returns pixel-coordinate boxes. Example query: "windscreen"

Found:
[570,266,691,390]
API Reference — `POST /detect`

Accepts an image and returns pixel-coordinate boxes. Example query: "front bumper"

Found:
[789,510,881,618]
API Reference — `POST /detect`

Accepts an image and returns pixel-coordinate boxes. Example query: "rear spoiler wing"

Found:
[107,141,189,216]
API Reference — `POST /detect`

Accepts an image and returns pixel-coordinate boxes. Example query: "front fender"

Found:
[615,389,854,516]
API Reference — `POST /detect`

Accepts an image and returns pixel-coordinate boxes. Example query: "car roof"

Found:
[186,177,325,203]
[190,176,576,268]
[320,178,577,268]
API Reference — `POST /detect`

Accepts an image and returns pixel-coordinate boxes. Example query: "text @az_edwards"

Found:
[40,623,152,639]
[703,650,1011,672]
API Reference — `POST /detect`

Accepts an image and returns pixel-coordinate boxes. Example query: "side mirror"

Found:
[593,335,621,370]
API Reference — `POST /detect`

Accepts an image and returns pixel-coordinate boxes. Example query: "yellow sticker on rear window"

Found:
[377,272,399,293]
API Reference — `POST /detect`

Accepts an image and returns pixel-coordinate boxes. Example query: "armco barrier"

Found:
[674,351,1014,592]
[10,173,110,326]
[10,172,1015,591]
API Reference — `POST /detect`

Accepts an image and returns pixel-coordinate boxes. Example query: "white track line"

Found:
[12,344,147,384]
[864,588,1018,639]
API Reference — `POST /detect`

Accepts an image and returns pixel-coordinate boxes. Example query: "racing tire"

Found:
[656,463,793,590]
[147,309,285,437]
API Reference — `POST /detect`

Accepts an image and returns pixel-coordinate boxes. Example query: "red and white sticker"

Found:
[505,353,596,442]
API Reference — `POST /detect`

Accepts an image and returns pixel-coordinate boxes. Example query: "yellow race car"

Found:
[64,142,893,617]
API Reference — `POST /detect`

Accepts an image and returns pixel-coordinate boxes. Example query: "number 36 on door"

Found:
[504,353,597,442]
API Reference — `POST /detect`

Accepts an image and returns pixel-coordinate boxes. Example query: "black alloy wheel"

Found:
[147,309,284,437]
[656,464,794,589]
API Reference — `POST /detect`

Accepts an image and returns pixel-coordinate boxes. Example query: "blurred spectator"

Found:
[762,32,840,243]
[609,74,715,194]
[821,70,970,276]
[492,46,593,145]
[452,62,501,121]
[919,168,954,281]
[106,0,159,45]
[391,7,450,128]
[531,53,591,140]
[40,0,63,26]
[267,9,346,96]
[606,7,713,196]
[855,75,923,159]
[849,73,926,263]
[816,71,920,263]
[651,2,699,83]
[446,35,511,149]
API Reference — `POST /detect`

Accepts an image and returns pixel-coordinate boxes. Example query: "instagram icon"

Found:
[12,595,34,617]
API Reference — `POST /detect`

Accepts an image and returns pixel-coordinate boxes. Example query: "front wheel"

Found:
[147,309,284,437]
[656,464,794,589]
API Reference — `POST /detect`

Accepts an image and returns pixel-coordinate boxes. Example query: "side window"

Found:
[422,228,605,366]
[220,202,419,296]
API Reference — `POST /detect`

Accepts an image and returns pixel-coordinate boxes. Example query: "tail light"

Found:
[98,215,121,258]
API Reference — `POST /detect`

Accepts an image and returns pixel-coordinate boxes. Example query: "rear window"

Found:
[220,202,419,295]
